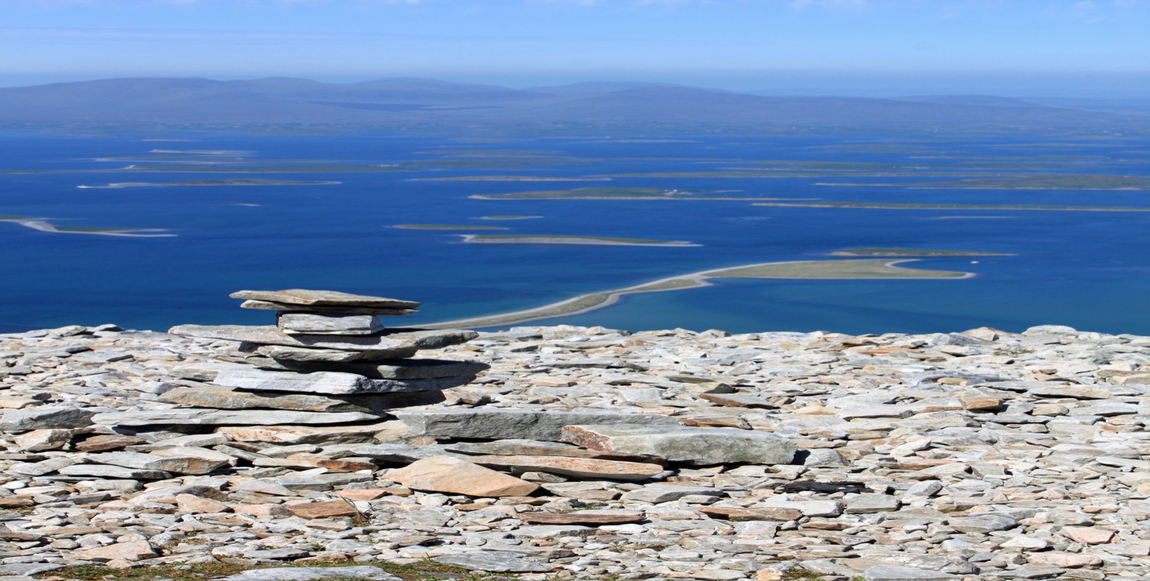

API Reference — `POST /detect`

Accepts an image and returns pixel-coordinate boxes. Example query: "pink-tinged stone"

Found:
[233,504,291,517]
[285,500,360,519]
[1062,527,1115,544]
[74,541,157,562]
[384,456,539,498]
[338,489,389,501]
[1029,553,1103,568]
[175,494,231,514]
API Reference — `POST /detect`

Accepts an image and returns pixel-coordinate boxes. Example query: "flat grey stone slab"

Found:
[92,409,379,426]
[160,386,371,413]
[58,464,172,479]
[397,410,678,442]
[254,345,384,363]
[277,312,383,336]
[446,439,664,464]
[261,353,490,380]
[350,444,467,463]
[0,407,96,431]
[168,325,476,354]
[211,366,469,395]
[434,551,550,573]
[621,484,725,503]
[230,289,420,309]
[0,564,67,576]
[241,300,417,316]
[864,564,960,581]
[216,566,400,581]
[561,425,797,466]
[86,451,227,475]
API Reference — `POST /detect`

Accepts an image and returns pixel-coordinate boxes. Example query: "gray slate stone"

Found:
[277,312,384,336]
[92,409,379,426]
[211,366,470,395]
[160,386,371,413]
[266,355,490,380]
[948,514,1019,533]
[216,566,400,581]
[58,464,172,479]
[0,407,96,431]
[350,444,467,464]
[169,324,474,354]
[240,300,416,316]
[561,425,796,466]
[397,410,678,442]
[621,484,726,503]
[864,564,959,581]
[434,551,550,573]
[230,289,420,309]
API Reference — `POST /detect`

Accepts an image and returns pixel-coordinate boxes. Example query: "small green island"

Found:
[829,248,1012,257]
[392,224,508,231]
[462,234,697,246]
[823,174,1150,190]
[0,214,40,220]
[79,179,340,188]
[754,202,1150,212]
[479,215,542,220]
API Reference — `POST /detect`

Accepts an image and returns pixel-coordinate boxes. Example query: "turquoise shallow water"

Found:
[1,130,1148,335]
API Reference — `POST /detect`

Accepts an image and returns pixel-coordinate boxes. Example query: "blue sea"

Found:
[1,129,1148,335]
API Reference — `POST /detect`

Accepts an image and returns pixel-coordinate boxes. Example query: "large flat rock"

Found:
[87,451,228,475]
[384,456,539,497]
[211,366,473,395]
[469,454,665,481]
[396,410,678,442]
[241,300,417,316]
[92,409,380,426]
[218,424,383,445]
[560,425,796,466]
[168,325,476,354]
[160,386,371,413]
[257,352,491,380]
[216,566,400,581]
[230,289,421,309]
[434,551,550,573]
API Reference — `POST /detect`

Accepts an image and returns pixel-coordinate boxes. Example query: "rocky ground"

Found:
[1,322,1149,581]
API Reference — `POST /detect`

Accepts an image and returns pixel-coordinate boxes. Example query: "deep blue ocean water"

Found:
[1,129,1148,335]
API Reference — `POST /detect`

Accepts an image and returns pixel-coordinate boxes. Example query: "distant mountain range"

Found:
[0,77,1146,130]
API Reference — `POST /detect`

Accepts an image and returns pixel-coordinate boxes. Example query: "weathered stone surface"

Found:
[398,409,678,441]
[434,551,550,573]
[88,451,228,475]
[446,439,664,464]
[217,566,400,581]
[211,366,471,395]
[218,424,383,445]
[698,506,803,521]
[278,312,384,336]
[176,493,230,514]
[846,494,901,514]
[1062,526,1115,544]
[350,444,466,463]
[863,564,959,581]
[267,355,491,380]
[92,408,380,426]
[160,386,371,412]
[169,324,474,353]
[384,456,539,497]
[519,510,645,525]
[13,428,71,451]
[700,392,775,408]
[74,541,157,562]
[0,406,95,431]
[241,300,416,316]
[58,464,172,479]
[285,500,360,519]
[470,455,665,481]
[561,425,796,466]
[231,289,421,308]
[621,484,725,503]
[948,514,1019,533]
[74,434,147,452]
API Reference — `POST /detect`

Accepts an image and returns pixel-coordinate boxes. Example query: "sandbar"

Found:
[2,219,175,238]
[461,235,697,247]
[829,248,1011,257]
[393,224,508,231]
[424,259,974,329]
[754,202,1150,212]
[78,179,340,188]
[413,176,611,182]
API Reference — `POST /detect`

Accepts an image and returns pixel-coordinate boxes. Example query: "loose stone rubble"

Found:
[2,313,1150,581]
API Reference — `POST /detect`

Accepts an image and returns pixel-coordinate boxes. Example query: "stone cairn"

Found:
[168,289,490,407]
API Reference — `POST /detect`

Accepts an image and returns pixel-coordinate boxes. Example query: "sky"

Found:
[2,0,1149,97]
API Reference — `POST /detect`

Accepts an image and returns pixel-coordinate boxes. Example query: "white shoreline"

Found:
[3,219,175,238]
[427,259,974,329]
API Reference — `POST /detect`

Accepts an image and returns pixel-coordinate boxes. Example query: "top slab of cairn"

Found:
[232,289,420,315]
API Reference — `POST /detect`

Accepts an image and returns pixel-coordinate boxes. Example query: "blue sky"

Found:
[2,0,1149,97]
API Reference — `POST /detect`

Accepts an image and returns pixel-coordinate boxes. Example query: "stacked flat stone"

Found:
[168,289,487,398]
